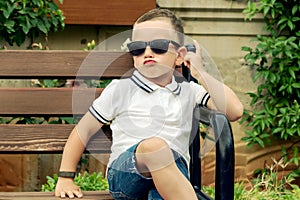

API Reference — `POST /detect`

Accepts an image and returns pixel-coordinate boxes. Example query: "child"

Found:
[55,8,243,200]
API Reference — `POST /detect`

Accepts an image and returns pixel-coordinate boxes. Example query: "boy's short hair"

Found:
[135,8,184,45]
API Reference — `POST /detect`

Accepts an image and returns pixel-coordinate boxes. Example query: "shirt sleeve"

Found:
[189,81,210,107]
[88,80,120,124]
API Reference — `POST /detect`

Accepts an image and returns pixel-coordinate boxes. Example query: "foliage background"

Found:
[0,0,64,47]
[241,0,300,168]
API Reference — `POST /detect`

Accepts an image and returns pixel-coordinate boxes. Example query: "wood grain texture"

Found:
[0,124,112,153]
[0,88,102,115]
[0,191,113,199]
[0,50,133,79]
[55,0,156,25]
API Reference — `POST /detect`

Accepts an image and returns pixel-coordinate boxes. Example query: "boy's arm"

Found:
[198,72,243,121]
[55,112,103,198]
[183,40,243,121]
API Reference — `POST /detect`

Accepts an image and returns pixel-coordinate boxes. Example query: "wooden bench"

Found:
[0,50,235,200]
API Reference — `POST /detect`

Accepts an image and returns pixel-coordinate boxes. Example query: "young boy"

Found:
[55,8,243,200]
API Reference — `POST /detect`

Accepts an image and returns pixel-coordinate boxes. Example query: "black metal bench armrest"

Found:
[190,106,235,200]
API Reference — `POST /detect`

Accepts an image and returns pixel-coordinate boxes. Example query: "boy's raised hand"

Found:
[55,177,83,198]
[183,40,206,80]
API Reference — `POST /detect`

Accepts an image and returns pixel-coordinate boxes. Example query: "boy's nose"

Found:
[144,46,154,57]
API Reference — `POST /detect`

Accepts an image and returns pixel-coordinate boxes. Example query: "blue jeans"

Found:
[107,144,189,200]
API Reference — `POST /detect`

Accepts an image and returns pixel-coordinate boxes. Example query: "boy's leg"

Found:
[136,137,197,200]
[107,144,154,199]
[147,150,190,200]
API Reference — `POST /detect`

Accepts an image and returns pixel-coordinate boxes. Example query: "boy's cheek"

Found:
[133,57,140,68]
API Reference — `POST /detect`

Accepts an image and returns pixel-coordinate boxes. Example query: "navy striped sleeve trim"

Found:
[130,74,154,93]
[89,106,111,125]
[200,92,210,107]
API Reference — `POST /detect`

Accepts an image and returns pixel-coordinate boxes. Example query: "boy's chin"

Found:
[136,64,173,79]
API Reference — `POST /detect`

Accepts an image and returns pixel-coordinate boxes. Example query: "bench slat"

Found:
[0,88,102,115]
[0,50,133,79]
[0,124,111,153]
[0,191,113,199]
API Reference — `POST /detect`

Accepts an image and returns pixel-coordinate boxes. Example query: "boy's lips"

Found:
[143,59,156,65]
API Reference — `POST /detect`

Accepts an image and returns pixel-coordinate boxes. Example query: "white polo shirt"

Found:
[89,70,210,167]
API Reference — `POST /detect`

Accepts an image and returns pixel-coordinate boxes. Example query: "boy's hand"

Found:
[55,177,83,198]
[183,40,205,79]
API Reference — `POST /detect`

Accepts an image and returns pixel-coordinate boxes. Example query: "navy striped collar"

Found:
[130,70,181,95]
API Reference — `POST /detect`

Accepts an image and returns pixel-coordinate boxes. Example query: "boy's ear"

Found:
[175,46,187,66]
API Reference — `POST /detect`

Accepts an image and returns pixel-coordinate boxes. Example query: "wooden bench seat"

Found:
[0,191,112,199]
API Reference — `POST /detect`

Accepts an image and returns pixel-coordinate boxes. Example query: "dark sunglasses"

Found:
[127,39,181,56]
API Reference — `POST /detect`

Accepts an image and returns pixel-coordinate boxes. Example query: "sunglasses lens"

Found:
[150,39,169,54]
[127,41,146,56]
[127,39,175,56]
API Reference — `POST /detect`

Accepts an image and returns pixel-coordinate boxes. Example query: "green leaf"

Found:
[292,83,300,88]
[269,73,277,83]
[292,5,298,15]
[253,72,263,82]
[60,117,75,124]
[37,19,47,33]
[241,46,252,52]
[255,137,265,148]
[43,79,54,87]
[277,17,288,26]
[3,2,15,19]
[21,17,31,34]
[272,127,283,134]
[14,29,26,46]
[287,20,294,30]
[288,68,296,79]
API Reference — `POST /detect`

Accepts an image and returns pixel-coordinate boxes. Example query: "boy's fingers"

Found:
[74,189,83,198]
[66,191,75,198]
[59,191,66,198]
[57,189,82,198]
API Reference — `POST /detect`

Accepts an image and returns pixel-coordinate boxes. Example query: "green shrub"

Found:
[41,171,109,192]
[241,0,300,166]
[0,0,65,46]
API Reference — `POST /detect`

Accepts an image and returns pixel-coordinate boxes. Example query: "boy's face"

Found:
[131,18,184,79]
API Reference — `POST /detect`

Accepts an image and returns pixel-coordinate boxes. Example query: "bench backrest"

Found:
[0,50,133,153]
